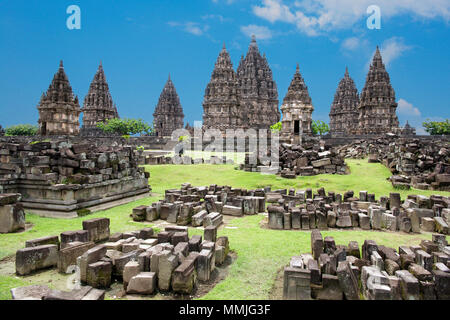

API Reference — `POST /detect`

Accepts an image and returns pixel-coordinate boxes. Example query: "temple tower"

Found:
[202,44,242,131]
[37,61,81,136]
[280,64,314,143]
[153,75,184,137]
[81,62,119,131]
[237,35,280,129]
[355,47,399,134]
[329,67,359,136]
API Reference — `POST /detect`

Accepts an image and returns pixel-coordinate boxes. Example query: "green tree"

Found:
[422,119,450,135]
[270,122,282,133]
[311,120,329,136]
[96,118,153,136]
[5,124,38,136]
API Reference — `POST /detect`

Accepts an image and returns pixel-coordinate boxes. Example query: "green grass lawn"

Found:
[0,159,448,300]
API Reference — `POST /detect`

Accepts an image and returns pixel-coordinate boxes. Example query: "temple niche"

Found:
[37,61,81,136]
[329,67,360,136]
[353,47,400,135]
[81,62,119,133]
[280,64,314,144]
[153,75,185,137]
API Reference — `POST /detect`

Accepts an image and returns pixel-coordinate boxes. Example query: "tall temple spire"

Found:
[202,44,242,130]
[354,46,399,134]
[236,36,279,129]
[153,75,184,137]
[81,62,119,131]
[329,67,359,136]
[37,61,81,136]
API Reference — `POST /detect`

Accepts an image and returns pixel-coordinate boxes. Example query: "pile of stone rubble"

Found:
[337,137,450,191]
[283,230,449,300]
[241,141,348,178]
[12,216,230,300]
[266,187,449,235]
[132,183,266,226]
[141,155,235,165]
[0,141,150,217]
[0,193,25,234]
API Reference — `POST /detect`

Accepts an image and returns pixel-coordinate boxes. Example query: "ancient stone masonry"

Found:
[202,44,242,131]
[12,216,231,299]
[338,137,450,191]
[280,64,314,143]
[0,125,4,136]
[353,47,400,135]
[0,140,150,218]
[237,36,280,130]
[283,231,450,300]
[153,75,185,137]
[266,186,450,236]
[81,63,119,135]
[241,138,348,177]
[329,67,359,136]
[132,183,265,225]
[37,61,81,136]
[0,193,25,233]
[202,37,280,132]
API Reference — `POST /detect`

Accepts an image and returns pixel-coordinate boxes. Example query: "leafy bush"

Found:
[5,124,38,136]
[97,118,153,136]
[311,120,329,136]
[136,146,145,152]
[422,119,450,135]
[270,122,282,132]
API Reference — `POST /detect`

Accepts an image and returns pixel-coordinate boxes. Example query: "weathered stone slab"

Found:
[82,218,110,243]
[16,244,58,276]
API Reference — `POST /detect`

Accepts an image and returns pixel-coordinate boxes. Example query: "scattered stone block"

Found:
[16,244,58,276]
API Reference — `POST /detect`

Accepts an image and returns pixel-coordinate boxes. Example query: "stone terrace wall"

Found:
[283,231,449,300]
[0,140,150,217]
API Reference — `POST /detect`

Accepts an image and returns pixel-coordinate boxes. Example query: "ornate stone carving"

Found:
[202,44,242,131]
[237,36,280,129]
[153,75,184,137]
[329,67,360,136]
[37,61,81,136]
[280,64,314,143]
[353,47,400,135]
[81,62,119,130]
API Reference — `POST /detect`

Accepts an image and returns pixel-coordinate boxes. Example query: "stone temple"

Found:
[202,36,280,132]
[237,36,280,129]
[202,44,242,131]
[329,67,360,136]
[353,47,400,135]
[81,62,119,133]
[37,61,81,136]
[280,64,314,144]
[153,75,185,137]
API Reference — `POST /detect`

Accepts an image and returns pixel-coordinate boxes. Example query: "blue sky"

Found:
[0,0,449,134]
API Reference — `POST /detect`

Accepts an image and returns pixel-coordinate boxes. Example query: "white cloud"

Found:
[341,37,360,51]
[379,37,412,66]
[241,24,273,40]
[397,98,421,117]
[252,0,450,36]
[201,14,229,23]
[168,21,209,36]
